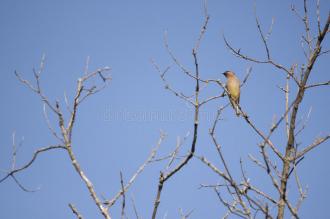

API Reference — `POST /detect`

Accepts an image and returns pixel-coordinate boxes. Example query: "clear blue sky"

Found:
[0,0,329,218]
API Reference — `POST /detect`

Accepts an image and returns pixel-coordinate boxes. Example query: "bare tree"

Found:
[0,56,165,219]
[152,0,329,218]
[1,1,329,218]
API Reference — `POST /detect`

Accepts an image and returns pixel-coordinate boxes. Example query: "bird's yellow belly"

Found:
[227,83,240,99]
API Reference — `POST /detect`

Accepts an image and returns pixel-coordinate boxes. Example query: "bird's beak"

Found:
[223,72,227,77]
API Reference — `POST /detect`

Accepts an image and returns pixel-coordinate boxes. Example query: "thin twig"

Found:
[106,132,164,207]
[0,145,66,184]
[120,172,126,219]
[69,203,84,219]
[305,80,330,89]
[254,5,271,59]
[131,196,140,219]
[295,134,330,160]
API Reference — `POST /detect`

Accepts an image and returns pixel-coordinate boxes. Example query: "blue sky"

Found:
[0,0,329,218]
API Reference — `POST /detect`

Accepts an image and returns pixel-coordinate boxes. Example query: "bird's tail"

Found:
[235,104,240,117]
[229,99,240,117]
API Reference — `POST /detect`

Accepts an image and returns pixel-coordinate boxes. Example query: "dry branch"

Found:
[69,203,84,219]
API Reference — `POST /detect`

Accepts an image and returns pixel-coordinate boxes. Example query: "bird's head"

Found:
[223,71,235,78]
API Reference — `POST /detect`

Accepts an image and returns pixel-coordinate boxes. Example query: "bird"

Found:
[223,71,241,116]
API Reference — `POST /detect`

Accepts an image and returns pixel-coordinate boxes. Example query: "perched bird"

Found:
[223,71,240,116]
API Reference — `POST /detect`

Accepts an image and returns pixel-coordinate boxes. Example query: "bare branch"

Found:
[248,154,266,170]
[316,0,321,35]
[11,174,40,192]
[151,52,200,218]
[295,107,312,137]
[11,132,17,170]
[43,104,64,143]
[14,70,38,93]
[151,11,209,216]
[166,134,189,169]
[223,36,300,85]
[84,56,90,75]
[80,67,111,82]
[120,172,126,219]
[196,155,230,181]
[194,0,210,52]
[63,91,73,114]
[249,184,277,205]
[292,159,307,212]
[0,145,66,184]
[240,67,253,88]
[295,134,330,160]
[277,11,330,219]
[240,109,284,160]
[284,72,291,140]
[151,60,195,105]
[69,203,84,219]
[254,5,271,60]
[65,141,111,218]
[14,57,62,115]
[131,196,141,219]
[214,188,247,219]
[163,32,194,79]
[305,80,330,89]
[179,208,194,219]
[303,0,313,53]
[106,132,164,207]
[240,159,277,205]
[199,93,225,106]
